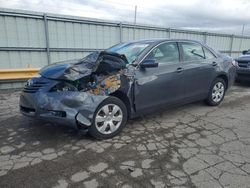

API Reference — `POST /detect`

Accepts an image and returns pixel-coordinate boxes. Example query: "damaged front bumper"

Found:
[19,51,133,131]
[20,88,107,130]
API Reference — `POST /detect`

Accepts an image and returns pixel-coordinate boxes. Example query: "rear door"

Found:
[134,42,184,113]
[179,42,217,99]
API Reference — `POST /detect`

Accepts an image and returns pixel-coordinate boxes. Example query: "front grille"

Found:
[238,61,249,68]
[23,81,48,93]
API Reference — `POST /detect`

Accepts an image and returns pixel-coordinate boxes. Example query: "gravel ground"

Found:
[0,83,250,188]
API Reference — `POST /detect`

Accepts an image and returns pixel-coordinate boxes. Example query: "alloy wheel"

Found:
[212,82,225,103]
[95,104,123,135]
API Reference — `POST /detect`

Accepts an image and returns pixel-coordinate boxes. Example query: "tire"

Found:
[88,96,128,139]
[205,78,226,106]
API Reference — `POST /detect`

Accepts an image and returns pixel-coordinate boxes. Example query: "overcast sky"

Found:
[0,0,250,35]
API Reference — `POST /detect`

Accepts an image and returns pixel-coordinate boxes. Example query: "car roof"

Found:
[126,38,219,61]
[128,38,204,45]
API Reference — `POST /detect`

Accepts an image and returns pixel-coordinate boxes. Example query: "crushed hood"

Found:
[39,51,128,81]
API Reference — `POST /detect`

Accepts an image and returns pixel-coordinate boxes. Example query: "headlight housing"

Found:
[26,75,41,86]
[50,82,77,92]
[26,78,33,86]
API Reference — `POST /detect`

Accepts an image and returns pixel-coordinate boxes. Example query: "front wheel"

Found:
[88,97,127,139]
[205,78,226,106]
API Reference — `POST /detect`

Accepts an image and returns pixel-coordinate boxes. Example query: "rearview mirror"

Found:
[242,50,248,55]
[140,59,158,68]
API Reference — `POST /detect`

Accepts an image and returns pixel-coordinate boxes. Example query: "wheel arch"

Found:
[110,90,131,118]
[216,74,228,90]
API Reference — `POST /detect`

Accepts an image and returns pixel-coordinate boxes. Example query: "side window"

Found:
[203,47,216,59]
[181,42,205,61]
[145,42,179,64]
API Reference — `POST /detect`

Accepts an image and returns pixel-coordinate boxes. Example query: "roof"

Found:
[126,38,204,45]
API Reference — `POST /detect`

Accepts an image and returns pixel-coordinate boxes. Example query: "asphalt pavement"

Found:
[0,83,250,188]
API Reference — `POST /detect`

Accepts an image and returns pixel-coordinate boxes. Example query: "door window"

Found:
[203,47,216,59]
[181,42,205,61]
[145,42,179,64]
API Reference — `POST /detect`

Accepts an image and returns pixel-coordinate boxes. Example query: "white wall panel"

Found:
[1,8,250,89]
[50,52,90,63]
[0,51,47,68]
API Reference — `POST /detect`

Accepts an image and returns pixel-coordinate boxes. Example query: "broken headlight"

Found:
[50,82,77,92]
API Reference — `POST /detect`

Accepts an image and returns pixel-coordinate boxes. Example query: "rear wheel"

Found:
[206,78,226,106]
[89,97,127,139]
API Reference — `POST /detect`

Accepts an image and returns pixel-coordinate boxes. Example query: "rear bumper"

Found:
[19,90,107,129]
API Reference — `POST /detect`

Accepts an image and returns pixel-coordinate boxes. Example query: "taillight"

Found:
[231,60,238,67]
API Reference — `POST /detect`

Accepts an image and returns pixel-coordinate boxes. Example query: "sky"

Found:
[0,0,250,35]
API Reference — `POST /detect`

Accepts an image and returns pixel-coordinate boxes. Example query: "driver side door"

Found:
[134,42,184,114]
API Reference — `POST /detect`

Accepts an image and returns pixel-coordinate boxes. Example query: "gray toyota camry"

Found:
[20,39,236,139]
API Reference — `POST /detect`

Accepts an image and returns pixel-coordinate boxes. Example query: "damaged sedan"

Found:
[20,39,236,139]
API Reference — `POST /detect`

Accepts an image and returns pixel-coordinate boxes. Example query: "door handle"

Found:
[212,62,218,66]
[176,67,183,73]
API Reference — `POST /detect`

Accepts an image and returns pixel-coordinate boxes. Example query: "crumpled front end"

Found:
[19,51,134,130]
[19,77,107,129]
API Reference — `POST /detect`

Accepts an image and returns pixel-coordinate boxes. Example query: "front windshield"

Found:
[107,42,151,64]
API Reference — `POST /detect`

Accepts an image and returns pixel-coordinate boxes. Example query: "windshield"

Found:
[107,42,151,64]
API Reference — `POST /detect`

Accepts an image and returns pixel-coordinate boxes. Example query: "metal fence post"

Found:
[43,14,51,65]
[119,22,123,43]
[133,25,136,40]
[203,32,207,44]
[168,28,171,39]
[229,35,234,56]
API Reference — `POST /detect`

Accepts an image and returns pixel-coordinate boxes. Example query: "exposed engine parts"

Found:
[88,74,121,95]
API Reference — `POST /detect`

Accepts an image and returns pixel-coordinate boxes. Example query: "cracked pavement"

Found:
[0,83,250,188]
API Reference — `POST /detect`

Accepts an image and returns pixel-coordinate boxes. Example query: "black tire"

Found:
[88,96,128,139]
[205,78,226,106]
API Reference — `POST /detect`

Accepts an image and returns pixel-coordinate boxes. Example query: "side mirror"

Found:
[242,50,248,55]
[140,59,158,68]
